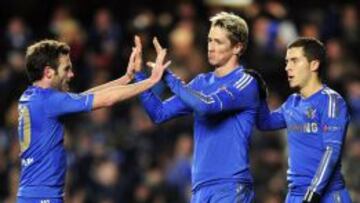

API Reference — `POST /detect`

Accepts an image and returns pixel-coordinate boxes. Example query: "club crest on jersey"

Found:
[305,107,316,119]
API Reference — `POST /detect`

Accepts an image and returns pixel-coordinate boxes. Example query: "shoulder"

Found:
[320,87,348,118]
[283,93,300,106]
[43,88,65,98]
[321,87,344,101]
[187,73,208,87]
[232,70,256,90]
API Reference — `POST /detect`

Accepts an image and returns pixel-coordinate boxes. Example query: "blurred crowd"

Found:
[0,0,359,202]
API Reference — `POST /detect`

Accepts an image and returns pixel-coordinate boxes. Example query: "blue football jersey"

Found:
[17,86,93,198]
[135,66,260,191]
[257,86,349,195]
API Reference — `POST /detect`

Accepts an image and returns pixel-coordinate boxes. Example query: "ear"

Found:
[310,60,320,72]
[43,66,55,79]
[233,42,243,55]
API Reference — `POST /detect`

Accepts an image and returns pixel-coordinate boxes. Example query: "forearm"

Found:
[138,90,168,124]
[135,72,190,123]
[308,143,342,195]
[163,70,219,115]
[92,78,154,110]
[83,74,133,94]
[303,143,342,203]
[256,101,286,130]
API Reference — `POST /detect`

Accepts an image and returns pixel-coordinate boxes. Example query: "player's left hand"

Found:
[133,35,143,73]
[148,48,171,84]
[125,35,143,80]
[125,46,137,80]
[146,36,171,74]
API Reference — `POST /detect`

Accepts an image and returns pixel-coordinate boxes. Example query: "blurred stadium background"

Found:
[0,0,359,202]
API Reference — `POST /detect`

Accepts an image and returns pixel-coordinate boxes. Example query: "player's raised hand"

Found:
[153,37,163,54]
[148,48,171,83]
[125,46,137,79]
[125,35,143,79]
[133,35,143,72]
[146,36,170,69]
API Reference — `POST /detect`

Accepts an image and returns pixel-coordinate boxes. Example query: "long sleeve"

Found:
[256,100,287,131]
[163,70,259,116]
[307,96,349,195]
[134,72,192,124]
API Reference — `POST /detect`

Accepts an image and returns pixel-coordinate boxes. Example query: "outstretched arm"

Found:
[162,69,259,116]
[134,72,193,124]
[256,100,287,131]
[83,47,138,94]
[147,37,258,116]
[90,46,171,110]
[128,35,192,123]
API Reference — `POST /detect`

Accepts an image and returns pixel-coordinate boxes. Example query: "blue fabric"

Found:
[17,86,93,198]
[257,86,350,196]
[135,66,260,192]
[17,197,63,203]
[285,188,351,203]
[191,182,254,203]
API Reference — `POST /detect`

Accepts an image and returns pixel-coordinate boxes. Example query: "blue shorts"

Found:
[285,188,351,203]
[191,182,254,203]
[17,197,63,203]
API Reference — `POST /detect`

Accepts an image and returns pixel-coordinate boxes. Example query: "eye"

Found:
[64,65,72,72]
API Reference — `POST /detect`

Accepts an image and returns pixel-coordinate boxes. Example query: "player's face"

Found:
[207,26,237,68]
[285,47,312,90]
[51,54,74,91]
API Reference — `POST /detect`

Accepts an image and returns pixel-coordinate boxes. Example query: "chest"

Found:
[284,103,323,134]
[195,76,235,94]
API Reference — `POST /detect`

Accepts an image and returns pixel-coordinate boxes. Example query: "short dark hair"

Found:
[25,39,70,83]
[288,37,326,80]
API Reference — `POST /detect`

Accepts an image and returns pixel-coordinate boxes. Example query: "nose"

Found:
[208,42,214,52]
[68,70,74,78]
[285,63,291,72]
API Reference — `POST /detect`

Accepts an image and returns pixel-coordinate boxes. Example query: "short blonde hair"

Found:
[210,12,249,54]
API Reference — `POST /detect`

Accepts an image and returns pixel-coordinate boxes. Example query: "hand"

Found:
[133,35,143,72]
[302,190,321,203]
[146,37,167,69]
[125,35,143,80]
[148,38,171,83]
[125,46,137,80]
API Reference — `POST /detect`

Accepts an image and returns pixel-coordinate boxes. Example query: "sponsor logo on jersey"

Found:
[288,122,319,133]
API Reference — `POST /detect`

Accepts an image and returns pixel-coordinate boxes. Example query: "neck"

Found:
[214,57,239,77]
[299,76,323,98]
[33,80,52,89]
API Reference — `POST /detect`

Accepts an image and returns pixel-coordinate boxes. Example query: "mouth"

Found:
[288,75,294,81]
